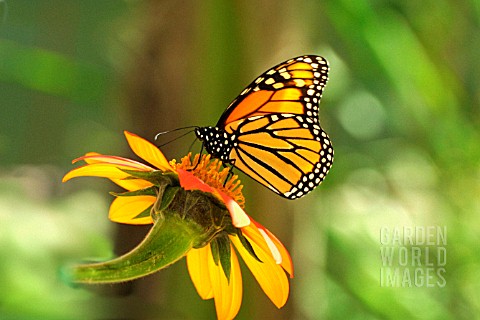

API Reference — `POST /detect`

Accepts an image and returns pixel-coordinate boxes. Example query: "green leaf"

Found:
[120,169,178,186]
[210,237,220,266]
[110,186,157,197]
[210,235,232,282]
[132,206,153,220]
[159,186,180,211]
[235,229,262,263]
[150,186,180,223]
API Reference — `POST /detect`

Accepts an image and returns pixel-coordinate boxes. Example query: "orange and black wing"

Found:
[220,55,333,199]
[218,55,328,127]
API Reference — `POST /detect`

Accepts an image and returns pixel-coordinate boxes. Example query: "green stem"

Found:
[66,215,203,284]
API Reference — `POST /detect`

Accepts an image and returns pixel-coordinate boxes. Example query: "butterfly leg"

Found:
[191,143,205,171]
[222,159,236,187]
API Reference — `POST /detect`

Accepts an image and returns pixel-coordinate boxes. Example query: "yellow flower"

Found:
[63,131,293,320]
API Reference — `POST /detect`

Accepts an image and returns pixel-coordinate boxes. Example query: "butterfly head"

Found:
[195,127,235,162]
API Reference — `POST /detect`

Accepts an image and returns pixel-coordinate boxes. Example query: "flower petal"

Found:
[187,246,213,300]
[176,169,215,193]
[238,223,275,262]
[216,190,250,228]
[78,152,102,163]
[208,243,242,320]
[124,131,173,171]
[110,178,154,192]
[64,153,155,190]
[78,153,155,171]
[257,228,282,264]
[252,220,294,278]
[230,234,289,309]
[62,163,133,182]
[108,195,155,225]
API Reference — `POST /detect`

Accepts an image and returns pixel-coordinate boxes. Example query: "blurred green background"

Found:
[1,1,479,319]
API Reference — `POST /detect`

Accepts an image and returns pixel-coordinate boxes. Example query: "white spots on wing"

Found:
[265,78,275,85]
[273,83,284,89]
[294,79,306,87]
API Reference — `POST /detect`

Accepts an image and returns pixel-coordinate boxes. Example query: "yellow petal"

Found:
[255,223,294,278]
[124,131,173,172]
[257,228,282,264]
[231,234,289,309]
[62,163,132,182]
[81,152,102,162]
[80,153,155,171]
[110,178,154,192]
[208,243,242,320]
[108,195,155,225]
[77,153,154,191]
[186,245,213,299]
[240,223,275,261]
[240,220,293,276]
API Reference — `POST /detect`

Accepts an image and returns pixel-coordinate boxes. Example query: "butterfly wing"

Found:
[227,115,333,199]
[218,55,328,126]
[219,55,333,199]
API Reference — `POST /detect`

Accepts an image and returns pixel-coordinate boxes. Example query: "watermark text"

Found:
[379,226,446,287]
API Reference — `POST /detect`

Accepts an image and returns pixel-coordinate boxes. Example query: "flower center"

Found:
[171,153,245,208]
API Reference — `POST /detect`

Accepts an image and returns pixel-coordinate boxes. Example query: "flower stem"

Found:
[66,215,203,284]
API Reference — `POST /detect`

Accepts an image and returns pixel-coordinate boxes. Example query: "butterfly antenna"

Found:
[156,129,197,148]
[154,126,198,141]
[154,126,198,148]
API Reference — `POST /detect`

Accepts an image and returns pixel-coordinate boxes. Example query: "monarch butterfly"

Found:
[194,55,333,199]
